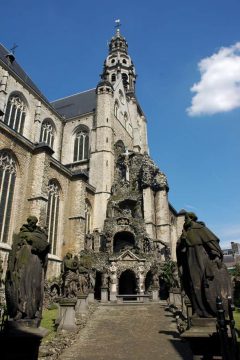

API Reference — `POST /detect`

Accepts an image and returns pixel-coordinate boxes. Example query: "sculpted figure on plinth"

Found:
[177,212,231,318]
[5,216,50,326]
[61,253,79,298]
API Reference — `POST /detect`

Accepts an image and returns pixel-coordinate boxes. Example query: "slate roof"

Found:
[0,44,48,102]
[51,89,97,119]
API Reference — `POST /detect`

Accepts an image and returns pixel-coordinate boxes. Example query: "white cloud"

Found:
[187,42,240,116]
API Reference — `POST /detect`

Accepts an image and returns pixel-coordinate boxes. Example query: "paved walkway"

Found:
[59,303,193,360]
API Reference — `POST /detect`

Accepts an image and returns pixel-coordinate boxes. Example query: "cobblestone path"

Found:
[59,304,193,360]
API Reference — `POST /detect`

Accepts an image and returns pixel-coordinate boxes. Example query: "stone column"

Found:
[33,100,42,143]
[0,69,9,115]
[138,263,145,295]
[155,188,170,243]
[28,145,54,226]
[143,188,155,238]
[109,262,117,301]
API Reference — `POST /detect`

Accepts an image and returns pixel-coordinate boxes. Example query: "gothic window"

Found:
[122,59,127,64]
[4,95,26,134]
[40,119,54,148]
[111,73,116,82]
[73,128,89,162]
[114,101,119,119]
[46,180,60,254]
[85,200,92,234]
[0,151,17,243]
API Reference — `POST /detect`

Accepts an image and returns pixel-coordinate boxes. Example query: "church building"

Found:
[0,27,185,300]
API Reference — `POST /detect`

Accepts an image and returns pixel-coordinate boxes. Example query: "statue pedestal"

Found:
[0,320,49,360]
[110,291,117,302]
[151,288,159,302]
[101,287,108,302]
[76,295,88,315]
[58,299,77,332]
[181,317,229,359]
[88,290,95,303]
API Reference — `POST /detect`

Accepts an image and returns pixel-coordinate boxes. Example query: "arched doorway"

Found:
[119,269,137,300]
[113,231,135,252]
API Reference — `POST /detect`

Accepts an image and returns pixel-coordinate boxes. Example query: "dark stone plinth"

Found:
[0,320,49,360]
[58,298,77,332]
[181,317,229,359]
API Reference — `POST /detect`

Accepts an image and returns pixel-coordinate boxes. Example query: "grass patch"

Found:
[234,310,240,331]
[40,308,58,342]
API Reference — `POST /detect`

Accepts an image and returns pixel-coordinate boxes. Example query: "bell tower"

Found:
[101,22,137,95]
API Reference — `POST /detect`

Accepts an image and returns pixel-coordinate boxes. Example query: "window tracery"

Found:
[40,119,54,148]
[4,95,26,134]
[46,180,60,254]
[73,129,89,162]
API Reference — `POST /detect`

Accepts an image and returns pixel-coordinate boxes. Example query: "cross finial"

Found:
[114,19,121,34]
[10,43,18,55]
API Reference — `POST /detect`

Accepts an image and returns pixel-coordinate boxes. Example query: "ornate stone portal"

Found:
[82,142,172,301]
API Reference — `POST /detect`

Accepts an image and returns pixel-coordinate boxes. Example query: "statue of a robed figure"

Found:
[5,216,50,327]
[177,212,231,318]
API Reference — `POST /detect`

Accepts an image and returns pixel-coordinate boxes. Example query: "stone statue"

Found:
[101,271,109,288]
[85,233,93,251]
[177,212,231,318]
[5,216,50,326]
[88,270,96,291]
[78,263,89,295]
[61,253,79,298]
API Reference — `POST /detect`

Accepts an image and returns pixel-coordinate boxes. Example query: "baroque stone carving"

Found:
[177,212,232,318]
[5,216,50,327]
[61,253,79,298]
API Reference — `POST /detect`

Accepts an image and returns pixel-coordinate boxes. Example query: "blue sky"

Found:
[1,0,240,248]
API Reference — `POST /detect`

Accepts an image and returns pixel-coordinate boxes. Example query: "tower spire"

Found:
[100,24,137,95]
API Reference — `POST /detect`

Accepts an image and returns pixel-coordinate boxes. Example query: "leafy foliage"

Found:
[160,260,178,288]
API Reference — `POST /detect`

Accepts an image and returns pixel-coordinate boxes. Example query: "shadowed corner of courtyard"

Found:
[158,328,192,360]
[59,304,193,360]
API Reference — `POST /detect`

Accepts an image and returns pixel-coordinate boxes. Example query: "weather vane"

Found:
[115,19,121,32]
[10,43,18,55]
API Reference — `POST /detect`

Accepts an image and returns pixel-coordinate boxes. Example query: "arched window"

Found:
[46,180,60,254]
[4,94,26,134]
[0,151,17,243]
[85,200,92,234]
[40,119,54,148]
[114,101,119,119]
[74,129,89,162]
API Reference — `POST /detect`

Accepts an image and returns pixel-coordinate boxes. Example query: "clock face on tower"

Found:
[119,89,125,104]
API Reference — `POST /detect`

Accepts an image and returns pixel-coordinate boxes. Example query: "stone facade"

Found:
[0,29,185,298]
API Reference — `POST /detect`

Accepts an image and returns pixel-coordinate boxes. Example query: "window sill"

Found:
[48,254,62,262]
[0,242,12,251]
